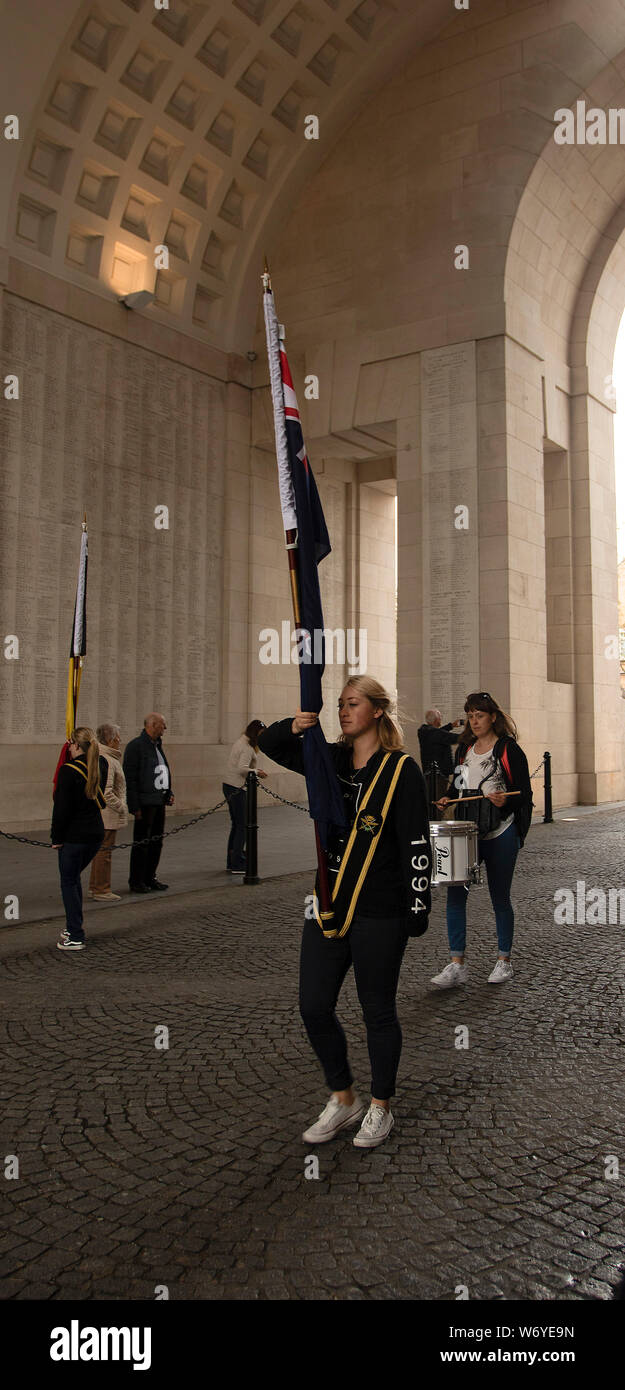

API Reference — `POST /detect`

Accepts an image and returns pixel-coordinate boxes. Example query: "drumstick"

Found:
[445,790,522,805]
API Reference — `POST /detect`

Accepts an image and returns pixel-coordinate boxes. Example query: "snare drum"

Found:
[430,821,480,886]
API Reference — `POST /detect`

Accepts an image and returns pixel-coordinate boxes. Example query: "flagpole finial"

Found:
[262,256,271,291]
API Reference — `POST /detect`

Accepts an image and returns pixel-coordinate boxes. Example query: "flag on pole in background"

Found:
[53,517,88,791]
[263,279,346,845]
[65,516,88,739]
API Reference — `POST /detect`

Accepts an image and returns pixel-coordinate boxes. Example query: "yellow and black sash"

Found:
[314,750,409,938]
[66,759,107,810]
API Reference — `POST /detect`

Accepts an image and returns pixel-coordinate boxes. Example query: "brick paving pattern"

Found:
[1,811,624,1301]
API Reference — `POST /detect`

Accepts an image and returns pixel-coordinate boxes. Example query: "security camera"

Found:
[119,291,154,310]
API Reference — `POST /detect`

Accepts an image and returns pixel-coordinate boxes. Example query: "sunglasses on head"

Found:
[464,692,497,711]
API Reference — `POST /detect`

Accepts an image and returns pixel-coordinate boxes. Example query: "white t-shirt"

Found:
[461,744,513,841]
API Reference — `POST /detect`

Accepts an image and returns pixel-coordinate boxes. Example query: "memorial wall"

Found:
[0,290,227,825]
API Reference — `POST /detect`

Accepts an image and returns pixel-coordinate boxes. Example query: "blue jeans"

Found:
[446,821,520,957]
[58,840,103,942]
[223,783,245,871]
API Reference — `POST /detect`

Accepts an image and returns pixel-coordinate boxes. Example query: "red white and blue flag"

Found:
[263,279,346,844]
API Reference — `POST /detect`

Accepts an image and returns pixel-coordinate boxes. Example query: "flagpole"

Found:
[262,263,333,917]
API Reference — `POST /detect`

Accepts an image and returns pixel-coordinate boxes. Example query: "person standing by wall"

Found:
[51,727,107,951]
[223,720,267,873]
[123,713,174,893]
[88,722,128,902]
[417,708,463,813]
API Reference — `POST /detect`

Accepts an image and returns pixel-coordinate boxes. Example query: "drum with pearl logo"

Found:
[429,820,481,886]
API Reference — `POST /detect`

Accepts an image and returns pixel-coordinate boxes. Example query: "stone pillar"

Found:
[570,388,624,802]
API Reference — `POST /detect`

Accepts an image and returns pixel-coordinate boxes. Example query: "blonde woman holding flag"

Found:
[259,676,431,1150]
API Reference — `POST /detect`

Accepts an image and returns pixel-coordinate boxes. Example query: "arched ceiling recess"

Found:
[6,0,451,357]
[505,59,625,399]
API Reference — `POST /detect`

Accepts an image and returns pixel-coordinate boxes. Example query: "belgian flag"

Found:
[65,515,88,738]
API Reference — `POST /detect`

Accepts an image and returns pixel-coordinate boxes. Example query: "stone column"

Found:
[570,388,624,802]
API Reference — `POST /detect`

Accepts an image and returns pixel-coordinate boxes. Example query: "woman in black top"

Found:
[432,691,533,989]
[51,726,106,951]
[258,675,431,1150]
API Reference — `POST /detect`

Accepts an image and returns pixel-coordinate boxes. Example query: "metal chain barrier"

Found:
[0,756,553,851]
[257,781,309,814]
[0,798,227,851]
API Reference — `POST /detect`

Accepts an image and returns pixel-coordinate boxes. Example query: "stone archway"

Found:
[504,93,625,802]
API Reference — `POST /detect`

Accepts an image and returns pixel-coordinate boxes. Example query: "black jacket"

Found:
[258,718,431,932]
[417,722,460,777]
[123,731,173,814]
[446,735,533,846]
[50,755,107,844]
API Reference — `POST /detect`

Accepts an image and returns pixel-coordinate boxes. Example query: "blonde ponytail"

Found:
[340,676,404,751]
[72,727,100,799]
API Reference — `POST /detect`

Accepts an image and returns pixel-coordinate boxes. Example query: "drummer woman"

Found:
[258,675,431,1150]
[431,691,532,988]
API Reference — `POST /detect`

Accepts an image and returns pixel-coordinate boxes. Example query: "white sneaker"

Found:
[91,891,121,901]
[302,1093,365,1144]
[353,1103,394,1149]
[430,961,468,989]
[488,958,513,984]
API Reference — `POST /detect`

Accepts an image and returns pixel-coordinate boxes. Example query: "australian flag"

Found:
[263,284,346,846]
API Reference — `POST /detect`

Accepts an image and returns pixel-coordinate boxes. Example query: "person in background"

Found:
[223,720,267,874]
[88,722,128,902]
[417,707,463,814]
[51,727,106,951]
[123,713,174,893]
[431,691,533,989]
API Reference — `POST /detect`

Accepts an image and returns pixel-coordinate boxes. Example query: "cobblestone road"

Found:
[1,811,624,1301]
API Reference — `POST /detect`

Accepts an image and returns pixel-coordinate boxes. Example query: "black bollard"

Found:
[243,770,259,884]
[543,751,553,824]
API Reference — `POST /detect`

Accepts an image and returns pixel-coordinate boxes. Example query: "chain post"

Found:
[243,771,259,885]
[543,751,553,824]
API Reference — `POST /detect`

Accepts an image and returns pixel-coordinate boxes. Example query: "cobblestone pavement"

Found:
[1,811,624,1302]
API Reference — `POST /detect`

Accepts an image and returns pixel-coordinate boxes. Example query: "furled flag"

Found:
[53,516,88,789]
[263,273,346,847]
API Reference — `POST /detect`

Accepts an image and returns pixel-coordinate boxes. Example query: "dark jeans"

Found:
[129,803,166,888]
[223,783,245,871]
[299,915,410,1101]
[58,839,103,941]
[446,820,520,955]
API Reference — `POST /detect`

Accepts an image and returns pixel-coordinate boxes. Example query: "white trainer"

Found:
[488,958,513,984]
[353,1103,394,1149]
[302,1093,366,1144]
[430,961,468,989]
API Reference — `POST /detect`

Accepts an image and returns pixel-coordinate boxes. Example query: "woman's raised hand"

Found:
[292,710,319,734]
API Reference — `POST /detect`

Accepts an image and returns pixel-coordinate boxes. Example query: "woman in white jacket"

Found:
[223,720,266,873]
[88,722,128,901]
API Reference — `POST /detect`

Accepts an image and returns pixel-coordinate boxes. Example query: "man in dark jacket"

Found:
[123,713,174,892]
[418,709,463,814]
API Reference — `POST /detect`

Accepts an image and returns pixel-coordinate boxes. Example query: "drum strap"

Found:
[313,751,409,938]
